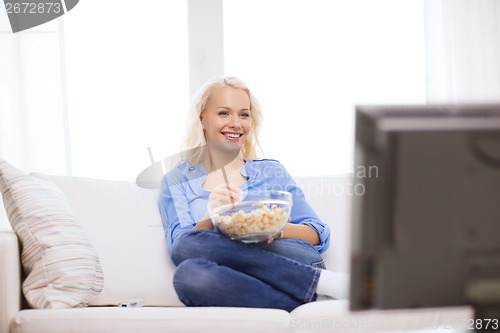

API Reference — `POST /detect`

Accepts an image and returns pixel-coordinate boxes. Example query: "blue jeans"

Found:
[170,230,325,312]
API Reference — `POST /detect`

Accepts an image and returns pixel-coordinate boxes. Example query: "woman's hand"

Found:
[265,230,284,244]
[193,184,243,232]
[264,217,289,243]
[208,183,243,210]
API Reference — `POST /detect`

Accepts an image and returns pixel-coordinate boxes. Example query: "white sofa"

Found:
[0,167,473,333]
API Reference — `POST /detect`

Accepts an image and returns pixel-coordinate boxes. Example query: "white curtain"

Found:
[0,13,69,229]
[425,0,500,103]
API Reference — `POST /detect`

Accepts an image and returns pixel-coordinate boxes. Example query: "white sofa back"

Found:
[31,173,181,307]
[31,173,352,307]
[295,175,352,274]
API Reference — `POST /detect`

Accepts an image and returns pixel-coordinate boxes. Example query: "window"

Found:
[223,0,426,176]
[63,0,189,181]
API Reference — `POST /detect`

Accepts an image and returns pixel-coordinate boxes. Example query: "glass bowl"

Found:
[209,191,292,243]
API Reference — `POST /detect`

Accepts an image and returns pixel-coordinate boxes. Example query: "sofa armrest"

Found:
[0,230,21,333]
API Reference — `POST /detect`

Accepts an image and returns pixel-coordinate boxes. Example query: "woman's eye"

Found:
[240,113,250,118]
[218,111,229,116]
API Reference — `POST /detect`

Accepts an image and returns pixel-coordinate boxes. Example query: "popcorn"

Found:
[214,204,288,238]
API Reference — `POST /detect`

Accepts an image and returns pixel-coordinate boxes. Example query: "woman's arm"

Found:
[282,223,320,245]
[193,213,214,231]
[159,166,200,249]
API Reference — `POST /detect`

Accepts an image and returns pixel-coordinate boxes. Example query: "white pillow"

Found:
[0,158,104,309]
[31,173,183,306]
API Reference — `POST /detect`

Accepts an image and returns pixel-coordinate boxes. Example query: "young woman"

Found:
[159,76,348,311]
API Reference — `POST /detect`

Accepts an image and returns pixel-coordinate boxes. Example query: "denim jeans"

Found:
[170,230,326,312]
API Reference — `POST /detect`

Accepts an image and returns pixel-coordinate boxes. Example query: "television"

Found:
[349,104,500,327]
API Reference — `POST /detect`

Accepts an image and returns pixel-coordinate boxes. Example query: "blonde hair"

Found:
[180,76,264,165]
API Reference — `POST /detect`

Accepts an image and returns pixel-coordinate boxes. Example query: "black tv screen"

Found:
[350,104,500,321]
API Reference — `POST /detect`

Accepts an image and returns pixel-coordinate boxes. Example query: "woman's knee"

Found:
[170,230,230,266]
[172,258,218,306]
[170,230,208,265]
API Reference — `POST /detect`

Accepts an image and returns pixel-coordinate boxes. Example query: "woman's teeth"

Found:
[223,133,242,138]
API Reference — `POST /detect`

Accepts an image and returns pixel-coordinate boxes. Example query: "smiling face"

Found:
[201,86,253,149]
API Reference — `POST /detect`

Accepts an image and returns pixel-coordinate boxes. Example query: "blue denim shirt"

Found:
[158,159,330,254]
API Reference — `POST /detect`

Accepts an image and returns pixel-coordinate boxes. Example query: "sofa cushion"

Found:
[0,158,104,309]
[11,307,292,333]
[32,173,183,306]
